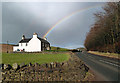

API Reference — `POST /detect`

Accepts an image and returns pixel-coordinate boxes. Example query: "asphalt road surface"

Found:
[76,52,120,81]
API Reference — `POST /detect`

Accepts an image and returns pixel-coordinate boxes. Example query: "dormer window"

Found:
[26,43,27,46]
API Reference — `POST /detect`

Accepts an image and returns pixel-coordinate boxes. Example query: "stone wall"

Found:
[1,52,89,81]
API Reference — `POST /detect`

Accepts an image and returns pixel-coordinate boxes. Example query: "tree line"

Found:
[84,2,120,54]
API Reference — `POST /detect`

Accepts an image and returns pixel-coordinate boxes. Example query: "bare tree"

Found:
[84,2,120,53]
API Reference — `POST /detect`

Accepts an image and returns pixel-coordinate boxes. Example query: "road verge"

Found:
[88,51,120,60]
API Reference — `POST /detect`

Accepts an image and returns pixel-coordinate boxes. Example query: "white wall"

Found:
[26,37,41,52]
[13,46,19,51]
[13,43,28,51]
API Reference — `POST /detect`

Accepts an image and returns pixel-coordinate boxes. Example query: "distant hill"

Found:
[0,44,14,53]
[50,46,69,51]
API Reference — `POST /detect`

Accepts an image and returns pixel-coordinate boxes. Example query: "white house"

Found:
[13,33,50,52]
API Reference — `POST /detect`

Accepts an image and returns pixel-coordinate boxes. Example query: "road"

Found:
[76,52,120,81]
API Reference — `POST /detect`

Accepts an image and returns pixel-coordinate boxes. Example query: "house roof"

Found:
[19,37,50,44]
[37,37,50,44]
[13,44,19,46]
[19,38,31,43]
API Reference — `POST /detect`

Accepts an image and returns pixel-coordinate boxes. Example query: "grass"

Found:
[50,46,69,52]
[88,51,120,59]
[2,53,70,65]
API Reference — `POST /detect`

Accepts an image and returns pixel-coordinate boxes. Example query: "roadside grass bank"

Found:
[2,52,70,65]
[88,51,120,59]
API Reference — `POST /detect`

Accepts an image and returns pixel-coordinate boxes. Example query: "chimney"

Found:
[22,35,25,40]
[33,33,38,38]
[44,37,47,40]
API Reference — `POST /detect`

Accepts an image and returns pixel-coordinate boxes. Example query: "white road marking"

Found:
[99,60,120,68]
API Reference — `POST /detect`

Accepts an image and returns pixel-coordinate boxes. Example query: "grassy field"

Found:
[88,51,120,59]
[2,53,70,65]
[50,46,69,52]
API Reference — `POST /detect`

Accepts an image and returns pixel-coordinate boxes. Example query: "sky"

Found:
[2,2,106,49]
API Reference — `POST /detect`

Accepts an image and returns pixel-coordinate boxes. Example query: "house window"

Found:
[21,43,22,46]
[26,43,27,46]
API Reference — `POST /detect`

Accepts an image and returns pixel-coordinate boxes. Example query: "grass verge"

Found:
[2,52,70,65]
[88,51,120,59]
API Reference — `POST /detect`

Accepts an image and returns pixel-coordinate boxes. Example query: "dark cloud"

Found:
[2,2,105,49]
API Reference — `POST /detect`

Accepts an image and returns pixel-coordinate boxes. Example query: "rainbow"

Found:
[43,4,105,38]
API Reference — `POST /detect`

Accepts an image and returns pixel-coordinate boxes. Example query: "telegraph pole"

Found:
[7,41,8,53]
